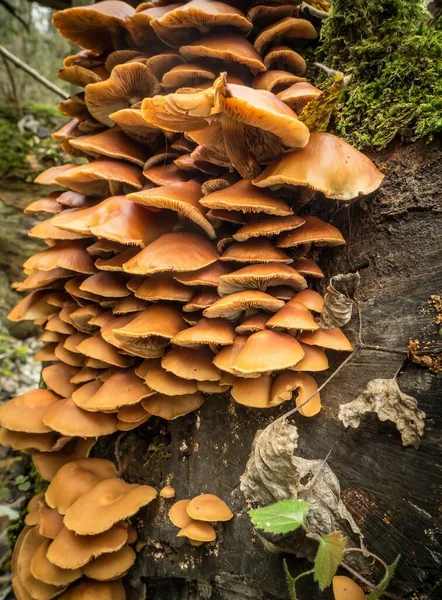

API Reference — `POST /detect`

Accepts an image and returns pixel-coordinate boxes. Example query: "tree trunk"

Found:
[97,140,441,600]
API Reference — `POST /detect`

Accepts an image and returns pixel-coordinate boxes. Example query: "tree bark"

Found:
[94,140,442,599]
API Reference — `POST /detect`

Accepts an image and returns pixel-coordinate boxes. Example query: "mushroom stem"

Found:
[221,113,260,179]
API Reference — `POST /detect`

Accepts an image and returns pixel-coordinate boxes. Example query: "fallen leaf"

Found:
[320,272,360,329]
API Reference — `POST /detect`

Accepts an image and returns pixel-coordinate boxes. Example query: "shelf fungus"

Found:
[4,1,385,595]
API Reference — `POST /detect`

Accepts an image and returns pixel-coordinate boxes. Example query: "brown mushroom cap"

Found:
[177,521,216,542]
[172,317,235,347]
[34,163,78,186]
[142,392,204,420]
[291,343,329,372]
[52,1,135,54]
[24,192,63,215]
[220,238,292,264]
[247,3,300,26]
[28,215,89,241]
[276,216,346,248]
[113,295,150,314]
[70,127,150,166]
[218,263,307,296]
[231,374,273,408]
[271,372,321,416]
[292,257,324,279]
[233,330,305,374]
[160,485,176,499]
[186,493,233,522]
[95,247,141,272]
[0,389,60,434]
[143,163,190,186]
[63,478,157,535]
[43,397,118,437]
[292,289,325,313]
[45,458,117,514]
[253,70,306,93]
[162,347,220,381]
[162,62,216,88]
[235,311,269,334]
[212,335,249,376]
[201,179,293,216]
[277,81,322,112]
[203,290,284,321]
[266,300,319,333]
[174,261,231,287]
[113,304,187,345]
[332,576,366,600]
[78,370,154,411]
[117,402,149,423]
[83,544,136,580]
[123,232,219,275]
[109,107,162,143]
[47,523,128,569]
[32,438,96,482]
[132,274,192,303]
[7,290,58,322]
[183,289,220,312]
[0,428,69,453]
[254,17,317,54]
[42,363,78,398]
[144,364,198,396]
[127,182,215,239]
[54,160,144,196]
[78,272,129,299]
[58,579,127,600]
[85,62,160,127]
[23,241,95,274]
[300,327,353,351]
[180,33,265,74]
[169,499,193,528]
[263,45,306,75]
[253,133,384,201]
[76,333,133,368]
[37,504,65,539]
[233,214,306,242]
[31,538,82,587]
[15,267,74,293]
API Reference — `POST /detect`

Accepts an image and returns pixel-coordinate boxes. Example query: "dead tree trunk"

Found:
[96,140,441,600]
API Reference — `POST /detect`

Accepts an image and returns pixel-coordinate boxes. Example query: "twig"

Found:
[0,44,68,99]
[307,431,345,491]
[359,344,407,356]
[114,432,127,477]
[342,562,403,600]
[344,547,388,570]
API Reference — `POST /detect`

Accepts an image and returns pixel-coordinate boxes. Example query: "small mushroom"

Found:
[186,493,233,521]
[142,392,204,420]
[291,343,329,372]
[277,81,323,112]
[266,300,319,334]
[300,327,353,351]
[162,347,221,381]
[231,374,273,408]
[276,216,346,249]
[219,239,292,264]
[177,521,216,545]
[270,371,321,416]
[160,485,176,499]
[232,330,305,374]
[332,576,366,600]
[83,544,136,580]
[203,290,284,321]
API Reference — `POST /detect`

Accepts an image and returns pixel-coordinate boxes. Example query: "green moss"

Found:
[316,0,442,148]
[0,118,31,179]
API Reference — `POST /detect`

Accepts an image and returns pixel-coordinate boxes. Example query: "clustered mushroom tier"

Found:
[0,2,384,599]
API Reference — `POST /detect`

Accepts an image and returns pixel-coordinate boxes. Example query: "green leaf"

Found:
[0,487,10,502]
[248,499,309,534]
[314,532,346,590]
[367,555,401,600]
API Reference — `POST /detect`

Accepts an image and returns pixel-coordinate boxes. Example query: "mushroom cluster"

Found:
[14,458,156,600]
[1,2,384,597]
[169,494,233,546]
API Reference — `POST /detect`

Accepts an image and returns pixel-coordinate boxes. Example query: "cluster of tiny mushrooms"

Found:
[0,1,384,598]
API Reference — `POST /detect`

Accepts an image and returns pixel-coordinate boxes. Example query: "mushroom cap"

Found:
[28,215,89,241]
[57,64,106,87]
[174,261,231,287]
[118,403,149,423]
[162,347,220,381]
[34,163,78,186]
[7,290,58,322]
[76,333,133,368]
[263,45,306,75]
[218,263,307,296]
[169,499,193,527]
[95,247,141,272]
[292,257,324,279]
[24,192,63,215]
[332,576,366,600]
[38,504,65,539]
[13,526,67,600]
[132,274,192,302]
[43,397,118,437]
[277,81,322,112]
[113,304,187,343]
[144,364,198,396]
[212,335,250,376]
[0,389,60,434]
[47,523,128,569]
[143,163,190,186]
[220,238,292,264]
[123,232,219,275]
[233,214,305,242]
[183,289,220,312]
[292,289,325,313]
[203,290,284,321]
[247,3,300,26]
[54,160,144,196]
[70,127,150,166]
[0,428,69,453]
[15,267,75,293]
[266,300,319,333]
[63,478,158,535]
[233,330,305,374]
[78,370,154,411]
[42,363,78,398]
[142,392,204,419]
[127,182,215,239]
[186,493,233,522]
[231,374,273,408]
[200,179,293,216]
[254,17,317,54]
[32,438,96,482]
[276,216,346,248]
[58,579,127,600]
[31,538,82,586]
[177,521,216,542]
[79,272,130,299]
[52,1,135,54]
[253,70,306,93]
[253,133,384,201]
[109,107,162,143]
[45,458,117,514]
[85,62,160,127]
[172,317,235,347]
[291,343,329,372]
[162,62,216,88]
[180,33,266,74]
[159,485,176,498]
[23,241,95,274]
[299,327,353,351]
[83,544,136,580]
[235,311,269,334]
[270,371,321,416]
[113,295,150,314]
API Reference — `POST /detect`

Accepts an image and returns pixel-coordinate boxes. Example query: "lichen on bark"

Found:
[316,0,442,149]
